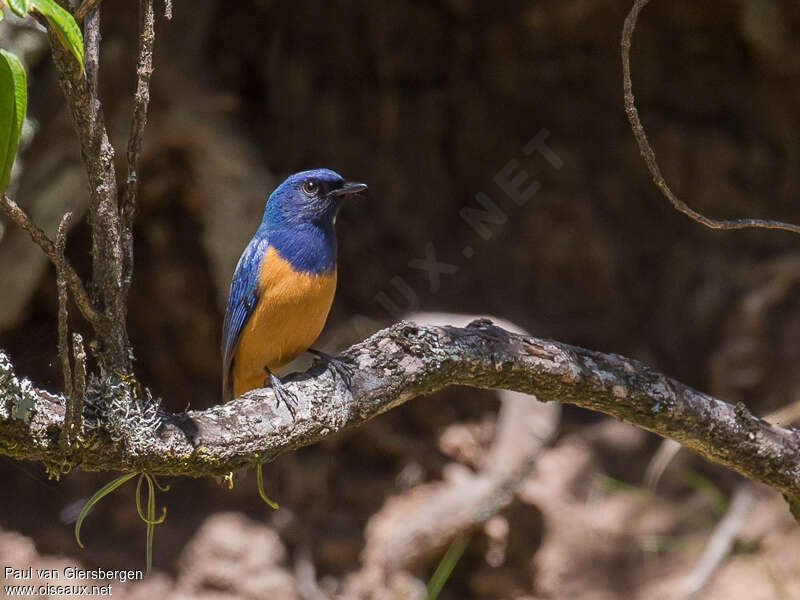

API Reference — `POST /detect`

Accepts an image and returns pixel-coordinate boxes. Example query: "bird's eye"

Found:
[302,180,319,196]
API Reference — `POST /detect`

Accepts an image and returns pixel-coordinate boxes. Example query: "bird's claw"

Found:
[309,349,354,388]
[264,367,298,420]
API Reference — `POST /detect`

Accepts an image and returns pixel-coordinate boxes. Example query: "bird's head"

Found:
[262,168,367,230]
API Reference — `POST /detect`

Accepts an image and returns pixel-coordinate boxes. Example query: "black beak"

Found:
[330,181,368,197]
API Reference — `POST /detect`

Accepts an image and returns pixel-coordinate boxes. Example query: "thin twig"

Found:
[71,333,87,420]
[644,438,681,489]
[56,213,73,449]
[680,482,757,598]
[83,7,100,103]
[74,0,101,21]
[120,0,155,299]
[0,194,105,331]
[621,0,800,234]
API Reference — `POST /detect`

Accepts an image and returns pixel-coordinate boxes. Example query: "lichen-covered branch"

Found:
[1,319,800,519]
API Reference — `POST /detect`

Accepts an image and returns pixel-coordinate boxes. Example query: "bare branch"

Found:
[1,320,800,520]
[55,212,73,391]
[621,0,800,235]
[0,194,105,330]
[55,213,73,450]
[120,0,155,299]
[48,5,131,372]
[83,8,100,100]
[71,333,87,422]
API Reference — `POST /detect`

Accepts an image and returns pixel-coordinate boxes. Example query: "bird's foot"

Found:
[309,349,354,388]
[263,367,298,419]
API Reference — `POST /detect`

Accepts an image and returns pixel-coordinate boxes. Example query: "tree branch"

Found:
[120,0,155,300]
[74,0,102,21]
[55,213,74,449]
[621,0,800,235]
[0,194,105,330]
[47,5,131,372]
[1,320,800,519]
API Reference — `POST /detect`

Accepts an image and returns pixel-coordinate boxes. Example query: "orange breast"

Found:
[232,247,337,398]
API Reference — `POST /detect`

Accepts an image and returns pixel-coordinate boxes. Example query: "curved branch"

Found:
[2,320,800,519]
[621,0,800,235]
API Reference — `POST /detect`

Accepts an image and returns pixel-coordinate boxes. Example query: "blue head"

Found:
[261,168,367,274]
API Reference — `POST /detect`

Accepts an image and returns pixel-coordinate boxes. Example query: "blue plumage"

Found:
[269,223,337,275]
[221,233,268,399]
[221,169,367,403]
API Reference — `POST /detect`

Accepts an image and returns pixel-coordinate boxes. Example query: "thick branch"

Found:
[1,321,800,518]
[621,0,800,235]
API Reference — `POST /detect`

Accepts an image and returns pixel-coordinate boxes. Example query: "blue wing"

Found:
[222,234,270,400]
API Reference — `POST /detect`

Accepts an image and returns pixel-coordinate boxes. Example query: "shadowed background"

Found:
[1,1,799,598]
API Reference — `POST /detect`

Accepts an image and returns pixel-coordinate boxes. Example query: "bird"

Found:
[221,168,367,415]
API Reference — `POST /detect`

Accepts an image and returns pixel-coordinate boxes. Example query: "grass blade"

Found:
[150,475,170,492]
[134,473,167,525]
[74,472,136,548]
[426,534,470,600]
[145,475,155,574]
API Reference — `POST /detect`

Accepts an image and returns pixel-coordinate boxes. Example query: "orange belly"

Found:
[232,247,337,398]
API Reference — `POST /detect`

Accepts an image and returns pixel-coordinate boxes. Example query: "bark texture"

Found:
[2,319,799,516]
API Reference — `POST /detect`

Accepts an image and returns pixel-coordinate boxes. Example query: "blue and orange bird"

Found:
[221,169,367,414]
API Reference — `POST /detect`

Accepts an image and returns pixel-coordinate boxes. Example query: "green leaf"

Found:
[426,534,470,600]
[0,49,26,192]
[74,472,136,548]
[7,0,31,18]
[30,0,84,71]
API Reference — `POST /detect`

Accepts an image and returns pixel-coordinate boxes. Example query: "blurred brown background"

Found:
[1,0,800,598]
